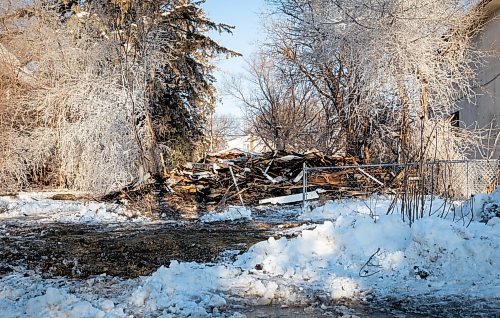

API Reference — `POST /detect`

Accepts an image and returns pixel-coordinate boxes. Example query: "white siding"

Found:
[459,2,500,158]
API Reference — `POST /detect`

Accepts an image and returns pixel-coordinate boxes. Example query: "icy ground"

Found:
[0,192,149,224]
[0,189,499,317]
[200,206,252,223]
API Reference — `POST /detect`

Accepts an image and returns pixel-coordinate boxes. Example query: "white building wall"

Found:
[459,1,500,159]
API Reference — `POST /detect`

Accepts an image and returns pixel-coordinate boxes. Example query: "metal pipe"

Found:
[302,162,307,211]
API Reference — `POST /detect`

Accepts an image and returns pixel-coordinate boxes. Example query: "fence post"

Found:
[302,162,307,211]
[497,160,500,188]
[466,160,469,199]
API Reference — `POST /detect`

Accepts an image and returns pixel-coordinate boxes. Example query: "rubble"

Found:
[163,149,402,213]
[101,151,498,219]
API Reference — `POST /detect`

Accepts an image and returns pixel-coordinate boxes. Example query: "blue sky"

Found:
[201,0,268,116]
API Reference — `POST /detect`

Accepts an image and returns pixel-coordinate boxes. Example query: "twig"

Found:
[359,248,382,278]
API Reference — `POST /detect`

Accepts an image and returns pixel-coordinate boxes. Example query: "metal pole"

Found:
[302,162,307,211]
[466,160,470,199]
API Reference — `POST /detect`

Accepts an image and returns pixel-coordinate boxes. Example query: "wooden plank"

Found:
[293,170,303,183]
[357,168,384,186]
[259,190,320,205]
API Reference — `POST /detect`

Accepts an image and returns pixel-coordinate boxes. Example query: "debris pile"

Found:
[164,149,400,211]
[101,150,499,218]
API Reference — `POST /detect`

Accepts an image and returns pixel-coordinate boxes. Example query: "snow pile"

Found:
[459,186,500,222]
[238,212,499,299]
[200,206,252,223]
[129,262,304,314]
[25,288,103,318]
[0,270,134,318]
[129,203,499,315]
[0,193,148,223]
[129,262,237,316]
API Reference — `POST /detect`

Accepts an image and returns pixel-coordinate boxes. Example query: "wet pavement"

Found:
[0,220,275,278]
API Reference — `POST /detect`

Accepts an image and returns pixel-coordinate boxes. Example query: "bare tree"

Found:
[266,0,486,162]
[207,113,241,152]
[227,53,324,152]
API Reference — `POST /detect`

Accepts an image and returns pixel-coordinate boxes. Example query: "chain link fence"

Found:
[304,159,499,202]
[422,160,499,200]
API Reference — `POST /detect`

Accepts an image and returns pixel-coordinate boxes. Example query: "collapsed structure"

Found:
[147,149,498,217]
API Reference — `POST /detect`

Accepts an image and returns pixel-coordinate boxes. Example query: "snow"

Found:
[0,270,135,318]
[225,134,269,153]
[298,195,452,222]
[241,214,498,298]
[200,206,252,222]
[459,186,500,222]
[75,11,90,18]
[1,191,499,317]
[0,193,149,224]
[274,155,302,162]
[26,287,103,318]
[129,262,234,316]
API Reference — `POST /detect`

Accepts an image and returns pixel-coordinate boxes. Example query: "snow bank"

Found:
[0,193,148,224]
[0,270,135,318]
[126,264,303,316]
[200,206,251,223]
[459,186,500,222]
[238,212,499,299]
[129,262,235,316]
